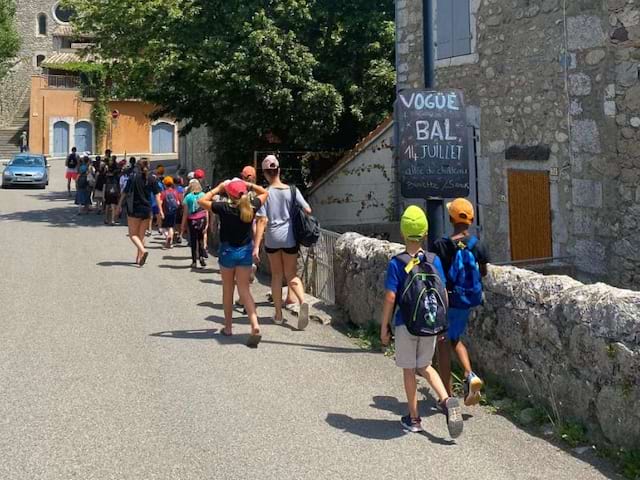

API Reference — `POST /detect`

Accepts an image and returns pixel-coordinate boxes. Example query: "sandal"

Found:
[247,332,262,349]
[139,251,149,267]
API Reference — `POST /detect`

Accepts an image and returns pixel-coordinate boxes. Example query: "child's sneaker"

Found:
[401,415,423,433]
[464,372,483,406]
[439,397,463,438]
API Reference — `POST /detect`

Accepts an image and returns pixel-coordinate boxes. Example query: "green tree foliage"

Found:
[0,0,20,77]
[65,0,394,169]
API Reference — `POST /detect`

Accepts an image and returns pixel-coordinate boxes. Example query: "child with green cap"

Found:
[380,205,463,438]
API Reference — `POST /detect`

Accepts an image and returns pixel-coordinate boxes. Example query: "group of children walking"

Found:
[381,199,489,439]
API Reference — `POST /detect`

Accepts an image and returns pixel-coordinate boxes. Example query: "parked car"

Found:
[1,154,49,189]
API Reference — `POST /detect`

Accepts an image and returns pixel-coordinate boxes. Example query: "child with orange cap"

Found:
[432,198,490,406]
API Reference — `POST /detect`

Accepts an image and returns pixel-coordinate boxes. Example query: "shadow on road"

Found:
[150,329,219,340]
[200,278,223,285]
[27,191,74,202]
[97,261,138,268]
[325,413,455,445]
[197,300,271,310]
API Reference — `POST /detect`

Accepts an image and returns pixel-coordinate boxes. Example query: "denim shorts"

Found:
[447,308,471,341]
[219,242,253,269]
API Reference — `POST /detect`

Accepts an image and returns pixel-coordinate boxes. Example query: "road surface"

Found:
[0,160,617,479]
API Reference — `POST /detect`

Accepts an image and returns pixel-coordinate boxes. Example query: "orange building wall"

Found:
[29,76,175,157]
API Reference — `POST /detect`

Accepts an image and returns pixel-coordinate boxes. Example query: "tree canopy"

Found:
[0,0,19,77]
[65,0,395,169]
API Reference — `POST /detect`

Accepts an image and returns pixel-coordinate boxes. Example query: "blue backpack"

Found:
[395,252,448,337]
[447,236,483,309]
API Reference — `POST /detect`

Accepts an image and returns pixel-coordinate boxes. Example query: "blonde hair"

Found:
[189,179,202,193]
[236,194,254,223]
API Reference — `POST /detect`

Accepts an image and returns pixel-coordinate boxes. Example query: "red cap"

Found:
[225,179,247,199]
[194,168,205,179]
[241,166,256,180]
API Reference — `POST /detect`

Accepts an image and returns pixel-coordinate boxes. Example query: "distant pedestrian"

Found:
[380,205,463,438]
[103,163,120,225]
[199,179,269,347]
[254,155,311,330]
[159,176,182,249]
[117,159,162,266]
[93,164,106,214]
[19,131,28,152]
[173,177,185,245]
[65,147,79,196]
[433,198,489,406]
[75,156,92,214]
[181,179,208,269]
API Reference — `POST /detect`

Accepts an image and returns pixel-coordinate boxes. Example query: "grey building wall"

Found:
[178,123,216,177]
[397,0,640,290]
[0,0,58,127]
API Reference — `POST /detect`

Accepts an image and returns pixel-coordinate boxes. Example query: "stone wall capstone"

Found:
[334,232,640,449]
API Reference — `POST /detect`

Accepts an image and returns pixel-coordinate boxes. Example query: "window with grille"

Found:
[37,13,47,35]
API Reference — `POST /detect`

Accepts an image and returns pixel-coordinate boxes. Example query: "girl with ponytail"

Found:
[199,179,268,347]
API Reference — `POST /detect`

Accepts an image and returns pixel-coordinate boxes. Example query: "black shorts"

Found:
[128,207,152,220]
[265,245,299,255]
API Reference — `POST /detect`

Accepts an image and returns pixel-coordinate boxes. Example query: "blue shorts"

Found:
[447,308,471,341]
[152,205,160,215]
[219,242,253,269]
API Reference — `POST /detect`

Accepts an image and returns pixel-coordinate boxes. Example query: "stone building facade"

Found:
[397,0,640,290]
[0,0,61,127]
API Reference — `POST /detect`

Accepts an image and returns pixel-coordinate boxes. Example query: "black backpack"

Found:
[289,185,320,247]
[395,252,448,336]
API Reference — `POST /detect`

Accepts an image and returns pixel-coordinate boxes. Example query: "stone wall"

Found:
[334,232,640,448]
[397,0,640,290]
[0,0,57,126]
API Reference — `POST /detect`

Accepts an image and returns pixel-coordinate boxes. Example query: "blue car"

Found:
[2,154,49,189]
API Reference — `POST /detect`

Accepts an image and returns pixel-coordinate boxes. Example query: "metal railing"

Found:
[45,75,81,89]
[300,229,340,305]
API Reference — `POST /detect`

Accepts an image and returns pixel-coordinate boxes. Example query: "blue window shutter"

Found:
[452,0,472,57]
[436,0,453,60]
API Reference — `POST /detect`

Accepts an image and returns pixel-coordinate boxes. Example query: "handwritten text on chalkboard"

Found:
[397,89,469,199]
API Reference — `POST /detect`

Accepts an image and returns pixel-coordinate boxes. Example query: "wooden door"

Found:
[507,170,552,261]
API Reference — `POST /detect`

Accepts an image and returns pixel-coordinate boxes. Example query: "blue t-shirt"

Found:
[384,252,447,327]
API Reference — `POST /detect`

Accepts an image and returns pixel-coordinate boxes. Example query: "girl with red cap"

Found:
[199,179,268,347]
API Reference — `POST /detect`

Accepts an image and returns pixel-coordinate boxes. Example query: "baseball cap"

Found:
[163,176,174,186]
[400,206,429,241]
[187,171,195,180]
[225,179,247,199]
[194,168,205,179]
[241,166,256,180]
[447,198,474,225]
[262,155,279,171]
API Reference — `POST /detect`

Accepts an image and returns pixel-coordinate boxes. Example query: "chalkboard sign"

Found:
[396,89,469,199]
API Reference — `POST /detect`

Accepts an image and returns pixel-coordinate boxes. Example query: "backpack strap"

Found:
[467,236,478,250]
[288,184,297,219]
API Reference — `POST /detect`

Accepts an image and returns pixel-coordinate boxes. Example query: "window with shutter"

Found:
[436,0,472,60]
[37,13,47,36]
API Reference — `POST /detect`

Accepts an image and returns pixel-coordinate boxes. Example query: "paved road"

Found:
[0,160,617,480]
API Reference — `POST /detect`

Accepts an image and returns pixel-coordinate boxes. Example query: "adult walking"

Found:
[19,131,28,152]
[181,179,208,269]
[116,160,162,266]
[65,147,79,197]
[254,155,312,330]
[199,179,268,347]
[103,163,120,225]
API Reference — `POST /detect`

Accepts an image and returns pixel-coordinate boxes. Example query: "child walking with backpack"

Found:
[159,176,182,249]
[433,198,489,406]
[380,206,463,438]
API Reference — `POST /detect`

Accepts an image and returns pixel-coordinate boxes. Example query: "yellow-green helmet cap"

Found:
[401,205,429,240]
